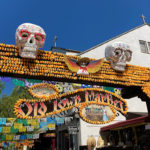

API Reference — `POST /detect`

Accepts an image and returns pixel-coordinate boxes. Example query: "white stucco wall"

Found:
[126,97,147,112]
[80,24,150,67]
[78,25,149,147]
[66,51,79,56]
[80,111,126,146]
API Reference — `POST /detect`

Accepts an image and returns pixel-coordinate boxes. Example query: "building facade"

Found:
[77,24,149,148]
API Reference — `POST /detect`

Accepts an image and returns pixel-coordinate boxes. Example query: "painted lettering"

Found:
[34,103,38,117]
[16,88,127,119]
[38,102,47,116]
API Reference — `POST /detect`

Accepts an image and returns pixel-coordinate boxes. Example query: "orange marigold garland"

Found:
[0,43,149,88]
[142,82,150,98]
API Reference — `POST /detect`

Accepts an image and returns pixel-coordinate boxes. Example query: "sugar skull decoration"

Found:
[16,23,46,59]
[64,56,104,75]
[105,42,132,72]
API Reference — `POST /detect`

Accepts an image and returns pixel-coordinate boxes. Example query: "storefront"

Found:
[99,115,150,149]
[32,132,56,150]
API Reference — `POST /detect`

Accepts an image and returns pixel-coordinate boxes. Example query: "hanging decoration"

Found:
[64,56,104,75]
[12,79,25,87]
[0,117,56,142]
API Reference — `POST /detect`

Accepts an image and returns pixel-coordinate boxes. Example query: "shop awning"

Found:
[101,115,149,132]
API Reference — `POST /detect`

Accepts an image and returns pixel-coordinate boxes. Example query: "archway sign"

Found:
[14,83,127,124]
[1,42,150,125]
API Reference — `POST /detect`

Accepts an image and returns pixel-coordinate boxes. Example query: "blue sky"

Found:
[0,0,149,51]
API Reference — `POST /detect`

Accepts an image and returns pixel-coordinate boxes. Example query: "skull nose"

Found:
[29,38,34,43]
[120,54,126,61]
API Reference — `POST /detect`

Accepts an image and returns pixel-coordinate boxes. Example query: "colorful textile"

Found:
[27,79,42,83]
[19,126,26,132]
[20,135,26,140]
[40,122,47,128]
[26,134,33,139]
[27,119,32,125]
[33,134,39,139]
[0,118,6,125]
[12,79,25,87]
[13,135,20,140]
[31,119,37,127]
[35,123,40,129]
[27,126,34,132]
[17,119,27,126]
[0,127,2,133]
[7,118,16,123]
[55,117,64,125]
[11,126,18,133]
[2,127,11,133]
[47,123,55,130]
[40,118,47,122]
[6,135,13,141]
[0,135,6,141]
[47,117,55,124]
[14,123,23,129]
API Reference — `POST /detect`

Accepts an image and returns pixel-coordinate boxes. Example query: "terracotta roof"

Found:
[0,44,149,89]
[100,115,149,131]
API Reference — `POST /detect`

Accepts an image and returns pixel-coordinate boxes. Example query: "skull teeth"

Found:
[20,52,36,59]
[23,46,37,52]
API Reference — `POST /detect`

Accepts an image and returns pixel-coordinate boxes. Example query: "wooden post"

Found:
[132,127,138,146]
[118,130,121,143]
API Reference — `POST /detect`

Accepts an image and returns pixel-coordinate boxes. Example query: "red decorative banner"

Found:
[14,88,128,120]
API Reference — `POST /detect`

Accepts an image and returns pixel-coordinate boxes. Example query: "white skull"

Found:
[16,23,46,59]
[105,42,132,71]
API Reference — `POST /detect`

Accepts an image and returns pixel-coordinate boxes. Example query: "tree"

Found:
[0,80,4,95]
[0,86,36,118]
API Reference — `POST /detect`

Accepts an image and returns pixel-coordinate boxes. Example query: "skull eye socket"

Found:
[125,50,132,60]
[114,49,122,56]
[22,32,28,38]
[19,30,30,38]
[34,33,45,42]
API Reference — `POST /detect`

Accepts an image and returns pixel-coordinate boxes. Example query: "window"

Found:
[139,40,149,53]
[148,42,150,52]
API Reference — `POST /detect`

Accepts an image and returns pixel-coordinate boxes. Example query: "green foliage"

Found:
[0,86,36,118]
[0,80,5,95]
